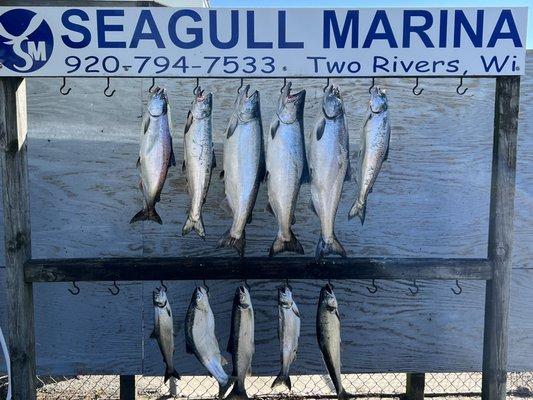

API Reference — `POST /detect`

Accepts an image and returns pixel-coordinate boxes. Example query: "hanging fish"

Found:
[308,85,350,261]
[349,86,390,224]
[185,286,235,398]
[182,87,215,238]
[131,87,175,224]
[226,285,255,400]
[266,81,308,256]
[217,85,265,257]
[316,283,350,400]
[152,286,180,383]
[272,284,300,391]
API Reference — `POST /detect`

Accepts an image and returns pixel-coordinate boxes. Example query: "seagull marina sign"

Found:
[0,7,527,77]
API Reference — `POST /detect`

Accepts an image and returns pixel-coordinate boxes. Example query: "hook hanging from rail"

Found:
[108,280,120,296]
[367,279,378,294]
[280,77,287,93]
[368,77,376,94]
[68,281,80,295]
[237,78,244,93]
[60,77,71,96]
[323,77,330,92]
[104,77,115,97]
[412,77,423,96]
[408,279,419,296]
[456,76,468,95]
[451,280,463,295]
[193,77,200,95]
[160,280,167,291]
[148,77,156,93]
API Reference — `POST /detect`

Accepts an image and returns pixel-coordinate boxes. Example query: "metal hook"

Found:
[108,280,120,296]
[203,279,210,293]
[193,77,199,95]
[160,280,167,291]
[456,76,468,95]
[68,281,80,295]
[408,279,420,296]
[323,77,330,92]
[368,77,376,94]
[237,78,244,93]
[243,278,250,290]
[148,77,156,93]
[367,279,378,294]
[280,77,287,93]
[60,77,71,96]
[104,77,115,97]
[451,280,463,295]
[412,77,423,96]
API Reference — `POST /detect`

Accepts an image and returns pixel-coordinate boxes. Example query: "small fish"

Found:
[218,85,265,257]
[185,286,234,398]
[226,285,255,400]
[266,81,308,256]
[316,284,350,400]
[349,86,390,225]
[182,87,215,239]
[131,87,175,224]
[308,85,350,261]
[272,284,300,391]
[152,286,180,383]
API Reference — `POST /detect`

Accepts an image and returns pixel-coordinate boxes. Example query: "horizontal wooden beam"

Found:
[24,257,491,282]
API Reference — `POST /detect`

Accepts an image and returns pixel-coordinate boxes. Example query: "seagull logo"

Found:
[0,9,53,73]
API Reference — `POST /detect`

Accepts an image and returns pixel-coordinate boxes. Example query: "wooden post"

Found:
[0,77,36,399]
[405,373,425,400]
[169,377,178,397]
[482,76,520,400]
[119,375,136,400]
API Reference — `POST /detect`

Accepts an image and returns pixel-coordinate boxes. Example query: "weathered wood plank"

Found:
[482,77,520,400]
[405,373,425,400]
[0,78,36,399]
[120,375,136,400]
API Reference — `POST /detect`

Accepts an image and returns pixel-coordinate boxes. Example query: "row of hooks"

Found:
[59,76,470,97]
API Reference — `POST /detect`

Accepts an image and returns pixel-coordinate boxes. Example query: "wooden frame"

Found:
[0,75,520,400]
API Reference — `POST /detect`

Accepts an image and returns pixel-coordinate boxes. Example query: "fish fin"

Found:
[149,329,156,339]
[130,208,162,225]
[384,146,389,162]
[271,373,291,391]
[226,385,249,400]
[164,367,180,383]
[270,119,279,139]
[338,389,353,400]
[169,135,176,167]
[219,170,225,180]
[292,303,301,318]
[291,214,296,225]
[265,202,274,216]
[348,201,366,225]
[247,213,253,224]
[182,215,206,239]
[185,341,194,354]
[217,229,246,257]
[212,150,217,169]
[269,229,304,257]
[218,376,237,398]
[316,117,326,141]
[220,355,228,366]
[182,160,186,173]
[226,116,238,139]
[264,170,269,182]
[344,158,352,181]
[184,110,193,135]
[141,113,150,135]
[136,156,140,168]
[300,152,311,184]
[155,192,161,203]
[315,235,347,262]
[247,366,252,376]
[166,308,171,318]
[309,200,318,217]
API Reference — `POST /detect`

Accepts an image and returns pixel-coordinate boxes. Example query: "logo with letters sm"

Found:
[0,9,53,73]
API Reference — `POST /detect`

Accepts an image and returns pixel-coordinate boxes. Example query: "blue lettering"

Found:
[480,55,509,72]
[439,10,448,48]
[487,10,523,48]
[247,11,273,48]
[97,9,126,48]
[278,11,303,48]
[454,10,484,48]
[403,10,434,48]
[323,10,358,48]
[168,10,202,49]
[209,10,238,49]
[363,10,398,48]
[130,10,164,48]
[61,9,90,49]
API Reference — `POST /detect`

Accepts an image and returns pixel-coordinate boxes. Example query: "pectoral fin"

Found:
[316,117,326,141]
[270,119,279,139]
[184,110,193,134]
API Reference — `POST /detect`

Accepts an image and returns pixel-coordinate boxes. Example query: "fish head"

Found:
[277,81,306,124]
[147,87,168,117]
[191,86,212,119]
[153,286,168,308]
[278,284,294,308]
[369,86,388,113]
[236,85,260,122]
[236,285,252,309]
[320,283,338,312]
[192,286,210,311]
[323,84,343,119]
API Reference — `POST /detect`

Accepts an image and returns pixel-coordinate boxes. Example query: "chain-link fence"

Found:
[0,372,529,399]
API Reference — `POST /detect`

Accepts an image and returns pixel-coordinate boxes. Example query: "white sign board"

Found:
[0,7,527,77]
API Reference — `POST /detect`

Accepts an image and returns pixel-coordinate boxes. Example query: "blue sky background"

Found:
[211,0,532,49]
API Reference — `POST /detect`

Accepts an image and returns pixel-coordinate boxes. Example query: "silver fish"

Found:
[308,85,350,261]
[218,85,265,257]
[272,284,300,391]
[349,86,390,224]
[226,285,254,400]
[266,81,308,256]
[152,286,180,383]
[131,87,175,224]
[316,284,350,400]
[185,286,234,398]
[182,87,215,238]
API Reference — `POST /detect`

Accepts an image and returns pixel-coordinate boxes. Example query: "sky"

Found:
[210,0,533,49]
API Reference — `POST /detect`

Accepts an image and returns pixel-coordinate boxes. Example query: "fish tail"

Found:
[218,376,237,398]
[271,372,292,390]
[164,366,180,383]
[225,384,249,400]
[315,235,346,262]
[130,207,162,225]
[269,229,304,257]
[348,200,366,225]
[217,229,246,257]
[182,214,206,239]
[338,388,353,400]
